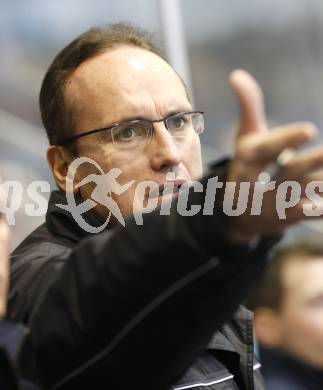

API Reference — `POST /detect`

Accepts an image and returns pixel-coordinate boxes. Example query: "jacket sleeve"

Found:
[18,162,278,389]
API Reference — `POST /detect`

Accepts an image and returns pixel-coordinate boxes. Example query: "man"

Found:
[6,23,323,389]
[249,244,323,390]
[0,181,9,321]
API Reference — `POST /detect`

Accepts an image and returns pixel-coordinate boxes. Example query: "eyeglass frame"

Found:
[58,110,204,146]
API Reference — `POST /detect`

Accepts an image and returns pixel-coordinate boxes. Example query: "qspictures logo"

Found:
[57,157,134,233]
[2,156,323,232]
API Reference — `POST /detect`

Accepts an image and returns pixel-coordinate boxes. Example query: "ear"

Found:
[253,307,283,348]
[47,146,78,193]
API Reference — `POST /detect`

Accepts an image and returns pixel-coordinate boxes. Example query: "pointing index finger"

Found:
[229,69,267,137]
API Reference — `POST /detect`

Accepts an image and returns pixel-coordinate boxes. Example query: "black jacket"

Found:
[7,162,277,389]
[0,321,40,390]
[171,308,264,390]
[260,347,323,390]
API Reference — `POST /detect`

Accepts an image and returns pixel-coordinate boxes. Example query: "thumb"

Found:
[229,69,267,137]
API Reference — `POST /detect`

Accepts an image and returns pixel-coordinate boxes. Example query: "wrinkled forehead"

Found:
[64,46,190,130]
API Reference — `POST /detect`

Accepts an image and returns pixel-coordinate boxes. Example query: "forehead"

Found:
[282,256,323,300]
[65,46,190,130]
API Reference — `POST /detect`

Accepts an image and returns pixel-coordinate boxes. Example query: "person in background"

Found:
[0,177,40,390]
[249,243,323,389]
[0,178,9,320]
[0,176,16,390]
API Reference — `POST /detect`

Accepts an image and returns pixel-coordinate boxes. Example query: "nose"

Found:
[149,123,181,172]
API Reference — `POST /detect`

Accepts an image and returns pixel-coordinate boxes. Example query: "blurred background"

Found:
[1,0,323,248]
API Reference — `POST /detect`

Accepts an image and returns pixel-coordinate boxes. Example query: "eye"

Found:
[168,115,187,130]
[112,122,147,146]
[99,127,136,143]
[114,127,137,143]
[120,127,136,140]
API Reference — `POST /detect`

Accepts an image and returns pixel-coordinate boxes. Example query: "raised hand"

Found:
[225,70,323,242]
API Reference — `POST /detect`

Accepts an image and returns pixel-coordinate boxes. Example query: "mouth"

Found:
[149,180,187,199]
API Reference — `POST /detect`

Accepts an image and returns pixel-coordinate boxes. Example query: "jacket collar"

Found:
[206,305,253,353]
[46,190,114,245]
[206,330,236,353]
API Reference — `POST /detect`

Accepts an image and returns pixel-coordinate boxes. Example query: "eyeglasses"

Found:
[59,111,204,149]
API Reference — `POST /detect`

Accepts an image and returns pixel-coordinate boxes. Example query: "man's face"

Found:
[277,256,323,369]
[64,46,203,220]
